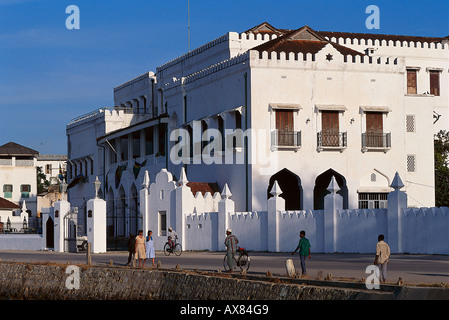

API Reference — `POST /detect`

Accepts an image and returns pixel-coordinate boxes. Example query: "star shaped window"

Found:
[326,53,333,61]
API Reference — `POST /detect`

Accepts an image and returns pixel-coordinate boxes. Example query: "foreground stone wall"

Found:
[0,262,447,300]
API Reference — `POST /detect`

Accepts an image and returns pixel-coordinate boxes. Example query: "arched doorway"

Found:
[267,168,302,210]
[313,169,348,210]
[129,183,140,236]
[46,217,54,249]
[117,185,126,237]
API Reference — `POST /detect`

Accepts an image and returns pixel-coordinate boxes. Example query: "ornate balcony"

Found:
[317,131,347,152]
[362,132,391,152]
[271,130,301,150]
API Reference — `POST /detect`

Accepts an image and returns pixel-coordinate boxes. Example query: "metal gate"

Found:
[107,205,142,251]
[63,207,88,253]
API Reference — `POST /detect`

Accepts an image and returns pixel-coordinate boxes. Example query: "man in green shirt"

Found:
[292,230,311,277]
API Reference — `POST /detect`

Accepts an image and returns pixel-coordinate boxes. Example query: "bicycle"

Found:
[223,247,250,272]
[163,236,182,256]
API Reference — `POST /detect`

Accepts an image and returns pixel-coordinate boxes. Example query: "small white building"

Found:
[0,142,39,226]
[66,22,448,248]
[36,154,67,185]
[0,197,22,232]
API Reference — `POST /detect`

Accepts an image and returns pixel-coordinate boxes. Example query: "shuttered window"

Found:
[407,69,417,94]
[366,112,383,133]
[275,110,294,146]
[321,111,339,146]
[3,184,12,199]
[322,111,339,132]
[430,71,440,96]
[365,112,383,148]
[276,110,294,132]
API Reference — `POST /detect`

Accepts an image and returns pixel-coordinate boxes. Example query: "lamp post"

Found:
[23,216,28,231]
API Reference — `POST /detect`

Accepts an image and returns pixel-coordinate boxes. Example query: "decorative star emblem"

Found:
[326,53,333,61]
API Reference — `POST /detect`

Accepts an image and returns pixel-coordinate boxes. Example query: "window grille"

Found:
[358,193,388,209]
[406,115,415,133]
[407,155,416,172]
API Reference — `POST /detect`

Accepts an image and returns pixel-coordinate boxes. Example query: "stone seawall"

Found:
[0,262,447,300]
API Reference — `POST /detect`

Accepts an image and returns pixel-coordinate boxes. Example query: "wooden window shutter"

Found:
[322,111,339,132]
[407,70,417,94]
[430,71,440,96]
[366,112,383,133]
[275,110,294,146]
[321,111,339,147]
[365,112,383,147]
[275,110,294,132]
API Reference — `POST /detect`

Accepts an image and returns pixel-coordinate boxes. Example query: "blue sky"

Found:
[0,0,448,155]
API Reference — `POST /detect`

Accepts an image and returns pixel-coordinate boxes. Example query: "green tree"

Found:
[434,130,449,207]
[37,166,50,194]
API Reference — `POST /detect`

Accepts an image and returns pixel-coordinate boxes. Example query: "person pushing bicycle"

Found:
[224,228,239,272]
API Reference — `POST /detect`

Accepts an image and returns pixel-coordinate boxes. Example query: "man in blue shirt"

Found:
[292,230,311,277]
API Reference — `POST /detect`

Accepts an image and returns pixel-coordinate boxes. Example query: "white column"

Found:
[323,176,342,253]
[267,181,285,252]
[387,172,407,253]
[175,167,190,249]
[54,200,70,253]
[140,170,150,237]
[218,183,235,251]
[87,198,107,253]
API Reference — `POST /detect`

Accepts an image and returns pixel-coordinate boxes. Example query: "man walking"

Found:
[224,229,239,272]
[126,233,135,266]
[291,230,311,277]
[374,234,390,283]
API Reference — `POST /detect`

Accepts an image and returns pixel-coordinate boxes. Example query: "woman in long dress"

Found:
[135,230,146,267]
[144,230,156,268]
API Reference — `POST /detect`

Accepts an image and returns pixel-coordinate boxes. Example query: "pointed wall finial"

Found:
[21,200,27,213]
[270,180,283,197]
[142,170,150,189]
[390,171,404,190]
[327,176,340,194]
[94,176,101,199]
[221,183,232,199]
[178,167,188,186]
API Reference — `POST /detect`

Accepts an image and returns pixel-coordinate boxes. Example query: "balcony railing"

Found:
[317,131,347,151]
[362,132,391,152]
[271,130,301,149]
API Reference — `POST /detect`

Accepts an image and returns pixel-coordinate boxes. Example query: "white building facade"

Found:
[66,22,448,248]
[0,142,39,223]
[36,154,67,186]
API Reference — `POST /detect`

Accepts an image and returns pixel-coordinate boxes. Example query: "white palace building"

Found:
[66,22,448,247]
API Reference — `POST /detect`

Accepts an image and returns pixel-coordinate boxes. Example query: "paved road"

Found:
[0,250,448,285]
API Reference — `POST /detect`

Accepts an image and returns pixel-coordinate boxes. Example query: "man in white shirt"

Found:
[374,234,391,283]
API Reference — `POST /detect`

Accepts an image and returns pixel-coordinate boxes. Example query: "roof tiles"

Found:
[0,142,39,157]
